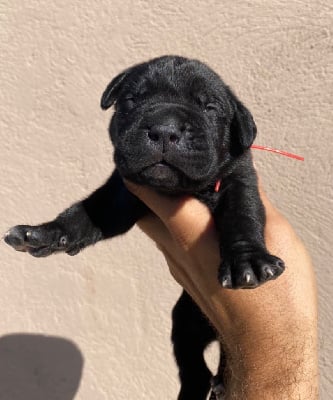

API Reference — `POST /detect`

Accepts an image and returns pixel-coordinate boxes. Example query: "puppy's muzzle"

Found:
[146,120,193,154]
[141,105,194,154]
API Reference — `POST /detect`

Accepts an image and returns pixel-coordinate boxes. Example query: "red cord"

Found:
[251,145,304,161]
[214,145,304,192]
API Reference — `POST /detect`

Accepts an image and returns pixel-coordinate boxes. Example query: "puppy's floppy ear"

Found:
[230,100,257,155]
[100,69,130,110]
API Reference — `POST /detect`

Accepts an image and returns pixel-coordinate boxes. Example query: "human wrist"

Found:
[184,248,318,400]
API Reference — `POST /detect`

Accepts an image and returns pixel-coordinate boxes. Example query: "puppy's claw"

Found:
[240,270,258,288]
[59,235,68,247]
[245,272,252,283]
[221,276,232,288]
[25,231,32,240]
[264,266,274,278]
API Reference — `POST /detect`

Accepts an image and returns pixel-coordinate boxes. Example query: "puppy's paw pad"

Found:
[27,246,54,258]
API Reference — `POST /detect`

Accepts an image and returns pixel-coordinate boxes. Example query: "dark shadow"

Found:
[0,334,83,400]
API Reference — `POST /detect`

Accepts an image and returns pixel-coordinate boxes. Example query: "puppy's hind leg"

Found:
[209,349,226,400]
[172,291,216,400]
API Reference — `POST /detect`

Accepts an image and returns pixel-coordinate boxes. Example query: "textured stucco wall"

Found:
[0,1,332,399]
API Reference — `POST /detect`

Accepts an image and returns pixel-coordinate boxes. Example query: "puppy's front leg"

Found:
[4,169,148,257]
[214,166,285,289]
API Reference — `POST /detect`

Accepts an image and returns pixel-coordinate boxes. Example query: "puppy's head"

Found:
[101,56,256,193]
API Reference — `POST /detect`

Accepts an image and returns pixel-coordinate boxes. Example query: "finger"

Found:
[125,180,188,221]
[126,181,215,249]
[137,213,175,250]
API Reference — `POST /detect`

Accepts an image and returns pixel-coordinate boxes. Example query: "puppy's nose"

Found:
[147,124,181,146]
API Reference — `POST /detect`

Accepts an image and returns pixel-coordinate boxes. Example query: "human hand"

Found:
[126,180,318,399]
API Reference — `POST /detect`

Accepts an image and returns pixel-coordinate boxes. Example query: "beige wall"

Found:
[1,1,332,398]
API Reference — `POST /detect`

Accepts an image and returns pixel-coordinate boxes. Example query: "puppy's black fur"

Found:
[5,56,285,400]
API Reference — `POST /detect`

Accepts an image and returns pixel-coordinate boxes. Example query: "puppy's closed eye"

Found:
[123,95,136,110]
[203,102,219,113]
[194,94,219,114]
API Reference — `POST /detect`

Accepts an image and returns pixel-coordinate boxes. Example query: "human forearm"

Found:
[184,203,318,399]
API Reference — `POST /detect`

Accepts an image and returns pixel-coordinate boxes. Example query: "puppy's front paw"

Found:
[218,248,285,289]
[4,224,69,257]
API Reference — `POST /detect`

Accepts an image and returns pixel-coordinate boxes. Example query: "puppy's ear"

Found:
[230,100,257,155]
[100,69,130,110]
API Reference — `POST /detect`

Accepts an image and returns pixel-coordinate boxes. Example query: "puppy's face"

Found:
[101,56,256,193]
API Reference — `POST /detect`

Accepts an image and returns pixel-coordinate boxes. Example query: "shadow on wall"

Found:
[0,334,83,400]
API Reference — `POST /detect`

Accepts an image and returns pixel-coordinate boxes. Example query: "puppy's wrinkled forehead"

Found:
[122,57,228,105]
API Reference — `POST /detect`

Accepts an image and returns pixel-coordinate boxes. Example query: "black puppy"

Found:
[5,56,285,399]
